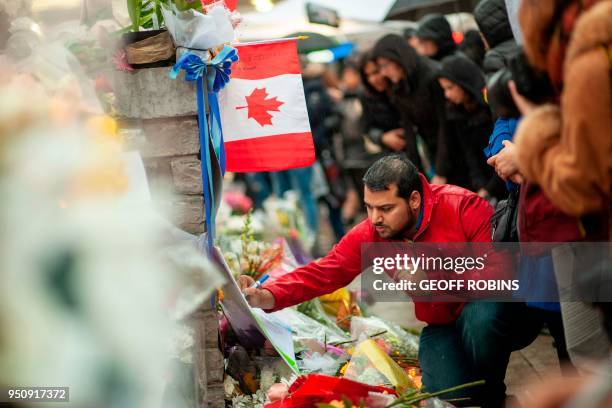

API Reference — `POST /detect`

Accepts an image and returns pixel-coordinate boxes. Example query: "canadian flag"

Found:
[219,39,315,172]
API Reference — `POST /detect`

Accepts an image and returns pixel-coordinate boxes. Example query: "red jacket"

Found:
[264,174,496,325]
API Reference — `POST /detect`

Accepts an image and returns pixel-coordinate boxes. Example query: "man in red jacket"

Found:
[240,155,517,407]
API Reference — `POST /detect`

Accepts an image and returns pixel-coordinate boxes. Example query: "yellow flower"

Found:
[86,115,122,142]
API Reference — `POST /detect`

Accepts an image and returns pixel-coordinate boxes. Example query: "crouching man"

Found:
[240,155,518,407]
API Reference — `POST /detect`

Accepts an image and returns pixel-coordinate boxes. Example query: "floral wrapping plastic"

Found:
[350,316,419,360]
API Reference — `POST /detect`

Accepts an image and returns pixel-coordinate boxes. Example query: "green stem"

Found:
[330,330,388,347]
[387,380,485,407]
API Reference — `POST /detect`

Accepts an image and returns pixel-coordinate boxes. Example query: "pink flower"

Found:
[112,49,134,72]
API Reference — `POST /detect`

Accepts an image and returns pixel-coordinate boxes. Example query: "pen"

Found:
[249,273,270,289]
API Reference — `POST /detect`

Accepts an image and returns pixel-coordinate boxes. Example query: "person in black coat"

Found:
[473,0,519,79]
[358,51,403,154]
[459,29,486,68]
[414,13,459,61]
[436,55,505,200]
[371,34,449,183]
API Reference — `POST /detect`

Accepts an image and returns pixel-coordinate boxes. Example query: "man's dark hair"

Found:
[363,154,422,199]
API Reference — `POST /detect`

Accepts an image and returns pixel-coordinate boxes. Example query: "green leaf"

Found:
[342,396,353,408]
[138,13,153,28]
[174,0,202,12]
[127,0,142,32]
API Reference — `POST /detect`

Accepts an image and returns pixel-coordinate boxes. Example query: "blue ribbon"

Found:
[170,46,238,252]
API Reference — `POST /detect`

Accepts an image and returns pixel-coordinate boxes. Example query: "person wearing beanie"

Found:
[473,0,520,78]
[415,13,459,61]
[437,55,505,200]
[371,33,450,183]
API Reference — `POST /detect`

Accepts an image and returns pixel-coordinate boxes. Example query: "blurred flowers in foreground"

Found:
[0,37,223,407]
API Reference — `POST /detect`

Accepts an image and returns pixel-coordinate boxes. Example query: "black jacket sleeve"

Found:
[359,94,385,145]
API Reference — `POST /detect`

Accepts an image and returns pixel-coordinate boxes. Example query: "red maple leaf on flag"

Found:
[236,88,284,127]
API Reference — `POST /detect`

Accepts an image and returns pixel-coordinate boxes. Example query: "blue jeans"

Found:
[418,302,520,407]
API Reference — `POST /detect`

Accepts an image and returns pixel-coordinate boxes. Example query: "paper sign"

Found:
[213,247,299,374]
[252,308,299,374]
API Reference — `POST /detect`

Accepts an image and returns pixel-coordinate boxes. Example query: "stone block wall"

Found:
[191,301,225,408]
[114,67,223,406]
[114,68,205,234]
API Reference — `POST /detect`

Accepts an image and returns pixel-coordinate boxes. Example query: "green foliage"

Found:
[385,379,485,407]
[239,209,258,278]
[126,0,202,32]
[127,0,142,32]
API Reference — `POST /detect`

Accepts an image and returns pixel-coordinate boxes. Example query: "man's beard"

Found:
[374,214,416,240]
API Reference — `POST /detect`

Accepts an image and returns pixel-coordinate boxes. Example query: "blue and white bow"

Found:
[170,45,238,252]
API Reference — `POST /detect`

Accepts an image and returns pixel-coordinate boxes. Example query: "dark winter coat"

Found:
[474,0,519,78]
[416,14,459,61]
[303,77,336,155]
[360,92,402,150]
[339,89,371,169]
[437,55,504,197]
[371,34,448,175]
[357,63,402,151]
[459,29,486,68]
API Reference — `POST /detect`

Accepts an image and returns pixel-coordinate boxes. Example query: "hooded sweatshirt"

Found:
[474,0,520,78]
[359,54,402,150]
[371,34,449,176]
[438,55,504,198]
[416,14,459,61]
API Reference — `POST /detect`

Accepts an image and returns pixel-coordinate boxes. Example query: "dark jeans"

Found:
[419,302,519,407]
[419,302,575,407]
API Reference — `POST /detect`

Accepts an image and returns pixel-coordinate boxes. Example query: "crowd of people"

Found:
[240,0,611,406]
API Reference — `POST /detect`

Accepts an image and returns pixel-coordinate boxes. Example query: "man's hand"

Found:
[394,268,429,298]
[381,129,406,151]
[487,140,522,181]
[237,275,276,309]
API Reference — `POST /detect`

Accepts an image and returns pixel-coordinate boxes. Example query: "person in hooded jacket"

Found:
[474,0,520,79]
[415,13,460,61]
[359,52,404,155]
[240,154,524,408]
[371,34,449,183]
[436,55,505,201]
[459,29,486,68]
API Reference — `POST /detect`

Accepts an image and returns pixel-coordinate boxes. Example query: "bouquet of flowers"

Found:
[350,316,419,364]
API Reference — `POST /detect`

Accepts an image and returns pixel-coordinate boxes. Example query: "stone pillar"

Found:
[113,67,205,234]
[191,301,225,408]
[113,67,224,406]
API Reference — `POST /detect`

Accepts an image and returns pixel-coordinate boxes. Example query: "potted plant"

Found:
[121,0,203,69]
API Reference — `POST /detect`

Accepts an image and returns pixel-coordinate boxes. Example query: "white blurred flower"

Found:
[0,55,224,407]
